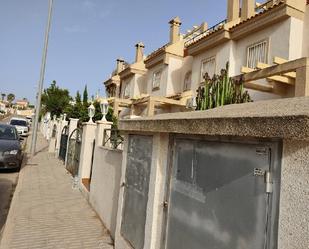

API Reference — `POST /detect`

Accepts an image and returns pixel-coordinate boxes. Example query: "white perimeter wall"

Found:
[89,146,123,239]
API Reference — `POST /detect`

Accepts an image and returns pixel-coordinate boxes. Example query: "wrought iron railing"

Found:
[103,128,124,150]
[185,19,227,47]
[255,0,276,13]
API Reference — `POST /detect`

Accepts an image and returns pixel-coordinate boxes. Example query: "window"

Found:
[201,57,216,81]
[247,40,268,68]
[122,83,130,98]
[183,71,192,91]
[152,69,162,90]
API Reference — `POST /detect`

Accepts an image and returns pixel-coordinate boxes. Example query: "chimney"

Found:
[227,0,240,22]
[200,22,208,32]
[241,0,255,21]
[169,17,182,44]
[116,58,124,74]
[135,42,145,63]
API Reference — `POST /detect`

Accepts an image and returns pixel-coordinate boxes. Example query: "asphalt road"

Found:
[0,115,25,238]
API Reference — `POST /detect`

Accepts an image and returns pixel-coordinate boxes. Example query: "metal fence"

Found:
[103,128,124,150]
[59,125,69,161]
[184,19,227,47]
[66,128,82,176]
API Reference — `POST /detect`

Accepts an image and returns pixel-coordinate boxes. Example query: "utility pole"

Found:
[30,0,54,156]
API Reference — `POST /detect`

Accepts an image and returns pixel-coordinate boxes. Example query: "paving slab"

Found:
[0,133,114,249]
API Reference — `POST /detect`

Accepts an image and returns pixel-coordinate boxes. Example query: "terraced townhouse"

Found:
[104,0,309,117]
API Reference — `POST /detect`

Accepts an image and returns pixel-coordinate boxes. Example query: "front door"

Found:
[164,137,280,249]
[121,135,153,249]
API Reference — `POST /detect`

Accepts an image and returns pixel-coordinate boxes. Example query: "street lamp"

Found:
[88,104,95,123]
[100,99,109,121]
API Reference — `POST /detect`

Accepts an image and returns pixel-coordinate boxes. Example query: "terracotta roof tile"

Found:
[185,0,286,48]
[145,43,169,61]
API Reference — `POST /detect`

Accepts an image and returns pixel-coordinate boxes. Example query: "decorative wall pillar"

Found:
[78,122,96,189]
[55,115,68,157]
[48,116,58,153]
[96,120,113,148]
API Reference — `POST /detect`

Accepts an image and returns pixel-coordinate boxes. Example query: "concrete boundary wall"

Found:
[89,145,122,239]
[114,97,309,249]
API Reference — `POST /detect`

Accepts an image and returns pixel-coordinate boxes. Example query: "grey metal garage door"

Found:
[121,135,153,249]
[164,137,281,249]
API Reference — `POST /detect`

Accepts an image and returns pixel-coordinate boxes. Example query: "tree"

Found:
[7,93,15,107]
[41,81,71,117]
[82,85,88,107]
[66,91,83,120]
[1,93,5,101]
[75,91,81,105]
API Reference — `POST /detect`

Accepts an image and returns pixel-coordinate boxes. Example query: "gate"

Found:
[52,124,57,138]
[163,137,281,249]
[66,128,82,176]
[120,135,153,249]
[59,125,69,161]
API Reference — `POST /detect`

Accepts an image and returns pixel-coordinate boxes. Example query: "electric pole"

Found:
[30,0,54,156]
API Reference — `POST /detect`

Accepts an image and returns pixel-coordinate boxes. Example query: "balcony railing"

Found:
[185,19,227,47]
[103,128,124,150]
[255,0,276,13]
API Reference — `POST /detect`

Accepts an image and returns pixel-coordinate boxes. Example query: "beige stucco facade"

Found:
[104,1,309,118]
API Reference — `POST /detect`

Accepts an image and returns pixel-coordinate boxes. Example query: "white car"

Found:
[9,118,29,137]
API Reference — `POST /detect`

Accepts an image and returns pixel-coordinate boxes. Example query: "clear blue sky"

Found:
[0,0,227,104]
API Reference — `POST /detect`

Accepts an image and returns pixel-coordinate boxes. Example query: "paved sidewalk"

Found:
[0,134,114,249]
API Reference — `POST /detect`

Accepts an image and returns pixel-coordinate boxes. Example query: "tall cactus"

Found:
[196,62,251,110]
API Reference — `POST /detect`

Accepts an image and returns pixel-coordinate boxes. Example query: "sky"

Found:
[0,0,227,104]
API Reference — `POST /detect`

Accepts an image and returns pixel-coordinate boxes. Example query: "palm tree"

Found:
[7,93,15,107]
[1,93,5,101]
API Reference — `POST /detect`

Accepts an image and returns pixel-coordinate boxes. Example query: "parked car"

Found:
[0,124,23,170]
[26,116,32,127]
[9,117,29,136]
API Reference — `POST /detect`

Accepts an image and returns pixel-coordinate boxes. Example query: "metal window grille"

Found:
[152,69,162,90]
[183,71,192,91]
[201,57,216,80]
[123,83,130,98]
[247,40,268,69]
[103,128,124,149]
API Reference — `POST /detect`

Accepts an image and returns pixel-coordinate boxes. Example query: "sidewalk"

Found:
[0,133,114,249]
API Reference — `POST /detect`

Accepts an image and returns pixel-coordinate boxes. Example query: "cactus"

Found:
[196,62,251,110]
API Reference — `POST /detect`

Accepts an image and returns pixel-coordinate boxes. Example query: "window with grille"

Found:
[247,40,268,68]
[201,57,216,81]
[183,71,192,91]
[152,69,162,90]
[122,83,130,98]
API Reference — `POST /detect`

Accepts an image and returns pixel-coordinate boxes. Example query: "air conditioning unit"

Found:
[186,97,196,109]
